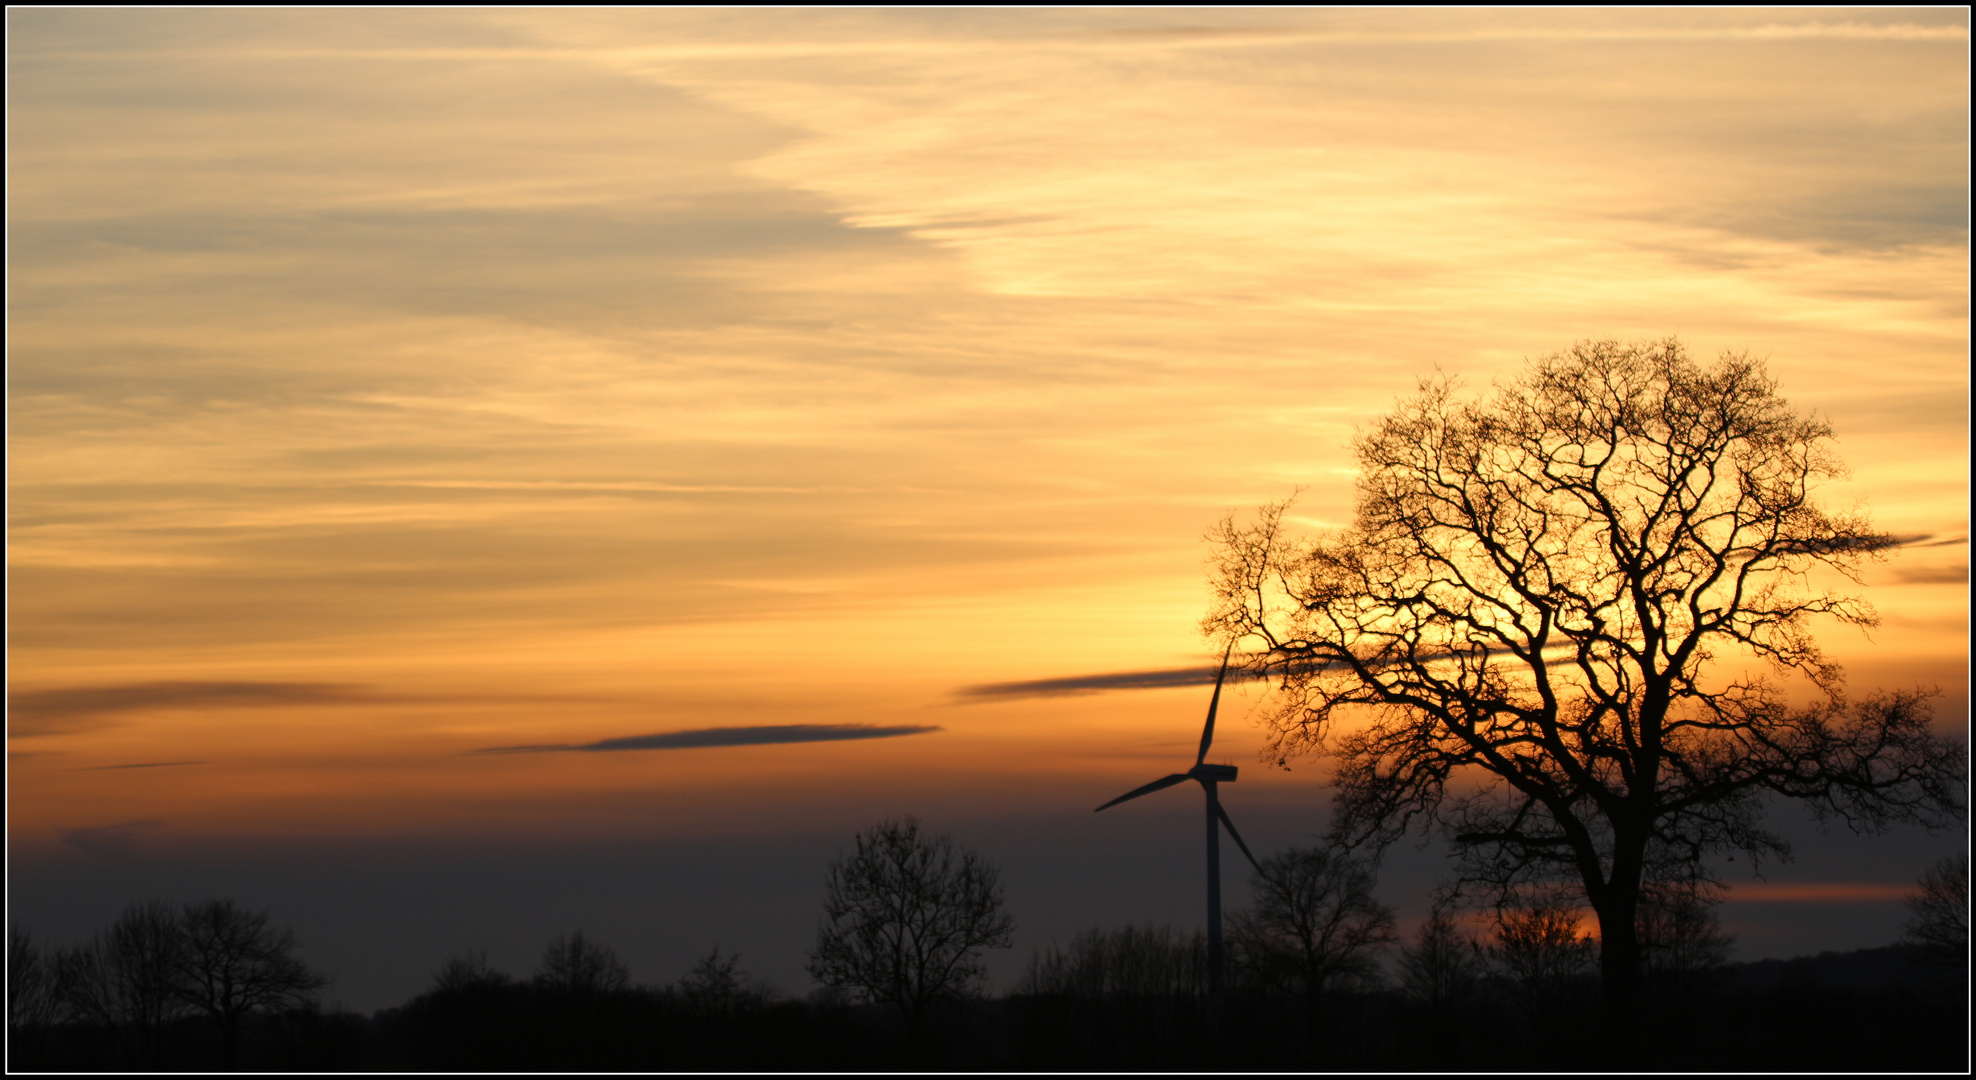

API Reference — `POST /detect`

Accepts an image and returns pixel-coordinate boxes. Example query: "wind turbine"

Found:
[1095,644,1262,1006]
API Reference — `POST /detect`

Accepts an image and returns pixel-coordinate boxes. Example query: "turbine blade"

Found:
[1095,773,1192,812]
[1195,643,1236,767]
[1215,802,1263,873]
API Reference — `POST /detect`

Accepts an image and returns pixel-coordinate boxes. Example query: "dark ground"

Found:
[8,944,1966,1072]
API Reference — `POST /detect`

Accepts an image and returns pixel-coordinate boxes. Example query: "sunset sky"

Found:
[8,8,1968,1011]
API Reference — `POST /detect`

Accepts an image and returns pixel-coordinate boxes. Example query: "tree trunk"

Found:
[221,1011,240,1069]
[1597,905,1640,1012]
[1593,839,1646,1055]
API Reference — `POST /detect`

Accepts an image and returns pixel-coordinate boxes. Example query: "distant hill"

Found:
[1717,942,1960,995]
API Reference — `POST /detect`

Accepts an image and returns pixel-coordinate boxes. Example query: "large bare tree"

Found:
[1205,339,1966,1016]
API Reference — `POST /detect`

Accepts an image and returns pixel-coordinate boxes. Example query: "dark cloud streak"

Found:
[9,681,390,736]
[957,666,1243,700]
[959,648,1590,701]
[8,680,596,736]
[473,723,942,755]
[1892,565,1969,585]
[1893,533,1969,549]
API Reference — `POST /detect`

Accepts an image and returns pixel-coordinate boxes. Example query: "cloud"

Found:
[75,760,209,771]
[957,665,1241,700]
[7,681,394,736]
[1894,533,1970,549]
[8,680,595,736]
[62,820,165,860]
[958,646,1571,701]
[473,723,942,754]
[1892,565,1969,585]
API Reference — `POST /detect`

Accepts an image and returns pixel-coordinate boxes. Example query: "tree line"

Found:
[9,898,326,1069]
[7,832,1965,1071]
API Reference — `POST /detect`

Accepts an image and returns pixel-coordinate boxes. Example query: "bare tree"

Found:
[1397,903,1485,1017]
[807,818,1014,1030]
[430,949,512,993]
[1902,853,1969,969]
[8,925,59,1056]
[1635,883,1734,994]
[1492,902,1597,1013]
[173,898,327,1065]
[1017,925,1207,999]
[1205,339,1967,1014]
[675,947,776,1016]
[1229,844,1397,1012]
[534,931,631,995]
[52,900,188,1061]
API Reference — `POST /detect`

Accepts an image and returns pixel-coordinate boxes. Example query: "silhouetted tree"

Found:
[1492,902,1597,1013]
[676,947,776,1016]
[1902,853,1969,969]
[173,898,327,1065]
[1635,883,1733,995]
[53,899,188,1062]
[1017,925,1208,999]
[534,931,631,996]
[1205,339,1968,1016]
[430,949,512,993]
[8,925,59,1061]
[1229,844,1397,1015]
[1397,902,1484,1018]
[807,818,1014,1031]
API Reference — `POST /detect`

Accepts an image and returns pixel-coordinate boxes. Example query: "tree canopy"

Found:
[1205,339,1966,1010]
[807,818,1014,1029]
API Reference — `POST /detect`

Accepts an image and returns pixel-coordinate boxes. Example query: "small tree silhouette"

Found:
[1902,854,1969,970]
[1397,902,1485,1017]
[1492,902,1597,1015]
[534,931,630,996]
[807,817,1013,1032]
[8,926,59,1064]
[1017,925,1207,999]
[1229,844,1397,1014]
[52,899,187,1063]
[430,949,512,993]
[676,947,775,1016]
[172,899,326,1064]
[1635,884,1733,996]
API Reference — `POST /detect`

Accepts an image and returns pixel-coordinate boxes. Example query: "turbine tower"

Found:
[1095,645,1261,1006]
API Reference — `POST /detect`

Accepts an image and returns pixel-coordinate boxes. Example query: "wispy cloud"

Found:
[9,681,398,736]
[472,723,942,754]
[1894,533,1970,549]
[75,760,209,771]
[958,666,1242,700]
[1893,565,1969,585]
[9,680,589,737]
[959,647,1579,701]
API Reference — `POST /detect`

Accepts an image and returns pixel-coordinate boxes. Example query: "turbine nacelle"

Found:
[1190,763,1237,783]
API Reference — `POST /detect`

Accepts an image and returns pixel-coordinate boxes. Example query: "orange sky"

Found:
[7,11,1968,996]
